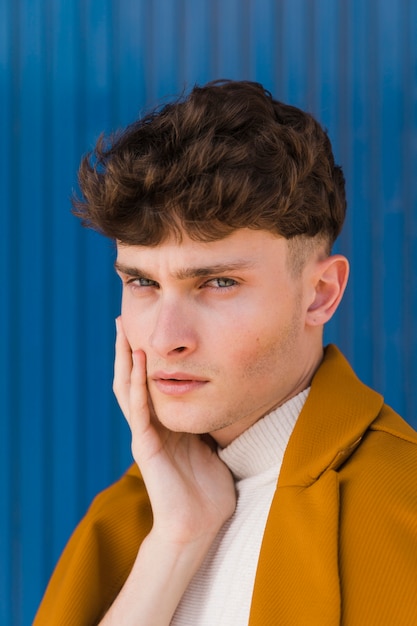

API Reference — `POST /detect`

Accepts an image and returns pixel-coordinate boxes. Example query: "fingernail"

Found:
[115,317,120,333]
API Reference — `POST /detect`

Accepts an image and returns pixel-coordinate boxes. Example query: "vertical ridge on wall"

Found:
[0,0,15,620]
[40,0,55,590]
[9,0,23,622]
[403,0,417,425]
[19,0,44,607]
[1,1,416,623]
[250,0,276,88]
[49,0,80,575]
[378,0,403,409]
[351,0,380,386]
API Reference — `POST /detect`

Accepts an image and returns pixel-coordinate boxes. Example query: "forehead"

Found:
[116,228,289,269]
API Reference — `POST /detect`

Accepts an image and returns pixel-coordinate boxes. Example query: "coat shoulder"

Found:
[34,464,152,625]
[337,404,417,624]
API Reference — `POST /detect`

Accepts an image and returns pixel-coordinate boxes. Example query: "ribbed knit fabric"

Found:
[171,388,310,625]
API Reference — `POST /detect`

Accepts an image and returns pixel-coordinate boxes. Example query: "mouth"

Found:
[151,372,209,396]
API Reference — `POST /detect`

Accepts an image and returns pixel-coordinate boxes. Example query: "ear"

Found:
[305,254,349,326]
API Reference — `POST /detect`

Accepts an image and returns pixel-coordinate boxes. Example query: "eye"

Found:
[205,277,238,289]
[126,276,159,288]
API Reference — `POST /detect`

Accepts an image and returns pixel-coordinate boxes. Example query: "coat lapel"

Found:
[249,345,384,625]
[249,470,341,625]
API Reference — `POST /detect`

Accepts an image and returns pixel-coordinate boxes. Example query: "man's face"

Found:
[116,228,322,446]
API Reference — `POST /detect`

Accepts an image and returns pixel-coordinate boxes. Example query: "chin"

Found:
[153,405,208,434]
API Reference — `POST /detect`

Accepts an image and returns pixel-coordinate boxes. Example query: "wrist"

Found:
[145,525,217,567]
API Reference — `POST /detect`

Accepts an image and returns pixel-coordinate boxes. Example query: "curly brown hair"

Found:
[73,80,346,252]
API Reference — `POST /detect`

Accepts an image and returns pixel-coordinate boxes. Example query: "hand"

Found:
[113,317,236,547]
[99,319,236,624]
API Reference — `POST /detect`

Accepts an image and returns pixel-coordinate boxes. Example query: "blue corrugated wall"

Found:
[1,0,416,623]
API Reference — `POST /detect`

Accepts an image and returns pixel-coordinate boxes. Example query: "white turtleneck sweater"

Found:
[171,388,310,625]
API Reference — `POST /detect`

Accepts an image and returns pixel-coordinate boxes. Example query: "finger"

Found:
[129,350,156,461]
[113,316,133,421]
[129,350,151,437]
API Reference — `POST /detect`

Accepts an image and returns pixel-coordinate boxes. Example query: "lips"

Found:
[153,371,208,382]
[151,372,208,396]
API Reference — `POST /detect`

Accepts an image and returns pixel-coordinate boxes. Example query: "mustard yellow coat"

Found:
[34,346,417,625]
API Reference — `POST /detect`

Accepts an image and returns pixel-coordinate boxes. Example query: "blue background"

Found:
[1,1,417,623]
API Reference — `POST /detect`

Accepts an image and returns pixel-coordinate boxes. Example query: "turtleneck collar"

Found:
[218,388,310,480]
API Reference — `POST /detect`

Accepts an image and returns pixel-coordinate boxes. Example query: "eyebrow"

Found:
[114,259,256,281]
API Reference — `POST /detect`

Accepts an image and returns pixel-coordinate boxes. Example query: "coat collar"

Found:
[249,345,385,625]
[278,344,384,488]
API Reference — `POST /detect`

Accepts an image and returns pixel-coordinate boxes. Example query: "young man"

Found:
[35,80,417,625]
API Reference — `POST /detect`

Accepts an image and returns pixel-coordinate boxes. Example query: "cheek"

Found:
[120,301,145,350]
[233,316,301,381]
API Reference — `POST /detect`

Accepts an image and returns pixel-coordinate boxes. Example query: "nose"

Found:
[148,296,198,358]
